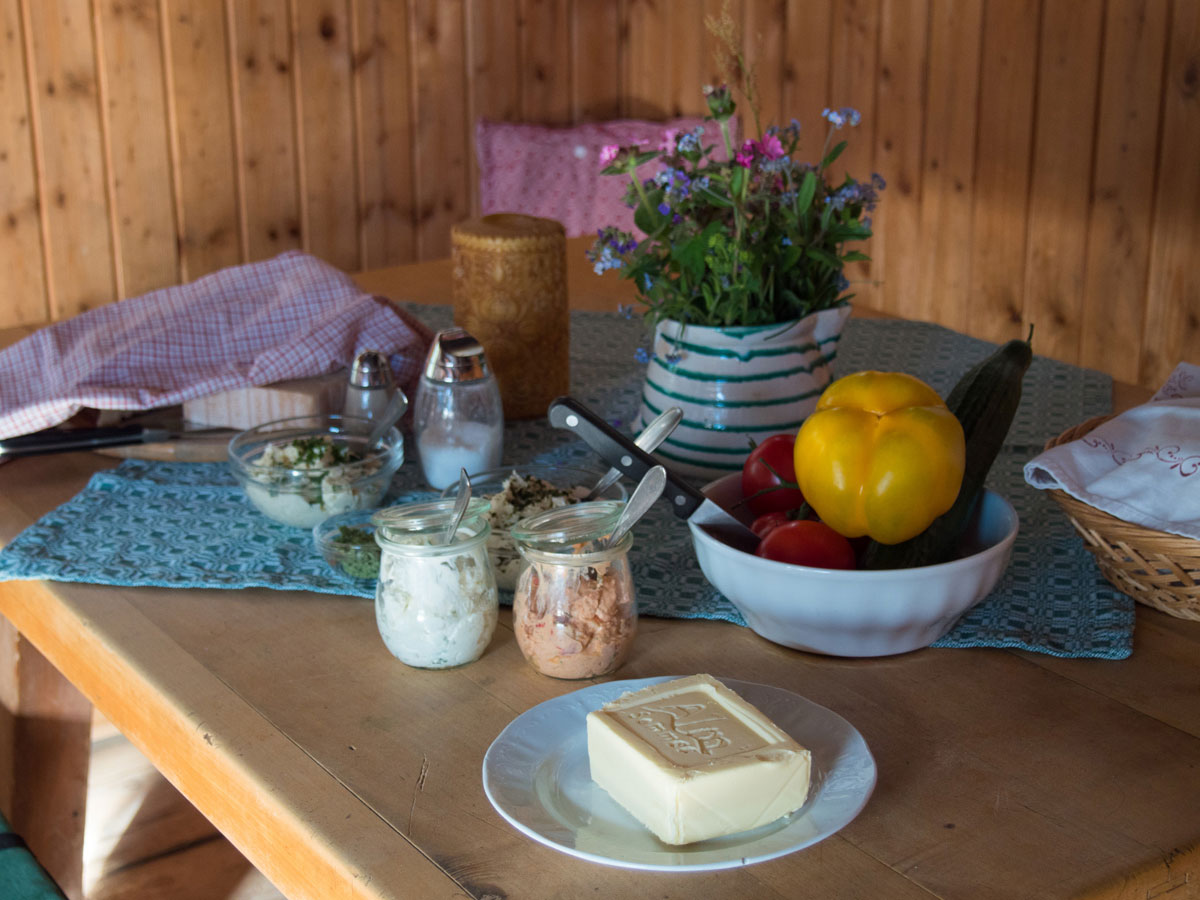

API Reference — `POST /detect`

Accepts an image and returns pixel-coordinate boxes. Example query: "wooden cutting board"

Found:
[182,371,346,430]
[94,371,347,462]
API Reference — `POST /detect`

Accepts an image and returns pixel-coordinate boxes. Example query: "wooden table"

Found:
[2,245,1198,900]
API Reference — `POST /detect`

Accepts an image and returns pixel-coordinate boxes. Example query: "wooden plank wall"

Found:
[0,0,1196,389]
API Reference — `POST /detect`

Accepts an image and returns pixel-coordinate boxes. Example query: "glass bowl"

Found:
[312,509,383,581]
[229,414,404,528]
[441,464,629,591]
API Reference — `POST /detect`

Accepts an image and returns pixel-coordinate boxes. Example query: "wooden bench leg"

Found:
[0,616,92,900]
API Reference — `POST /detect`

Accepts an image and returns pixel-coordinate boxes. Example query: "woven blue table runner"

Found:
[0,307,1132,658]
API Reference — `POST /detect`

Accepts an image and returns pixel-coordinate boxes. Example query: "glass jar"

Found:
[372,498,498,669]
[510,502,637,679]
[414,328,504,490]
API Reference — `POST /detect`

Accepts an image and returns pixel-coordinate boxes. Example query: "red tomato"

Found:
[754,520,857,570]
[742,434,806,517]
[751,511,792,539]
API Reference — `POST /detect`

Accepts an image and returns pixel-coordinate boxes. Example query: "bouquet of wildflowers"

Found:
[588,87,884,328]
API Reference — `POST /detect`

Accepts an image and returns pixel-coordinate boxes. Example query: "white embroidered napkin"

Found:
[1024,362,1200,540]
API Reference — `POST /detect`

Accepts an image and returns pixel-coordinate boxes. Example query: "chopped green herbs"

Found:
[330,524,380,579]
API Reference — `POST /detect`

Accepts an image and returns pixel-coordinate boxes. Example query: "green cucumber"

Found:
[859,327,1033,570]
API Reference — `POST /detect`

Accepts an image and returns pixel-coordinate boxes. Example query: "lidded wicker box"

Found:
[1044,415,1200,621]
[451,214,568,420]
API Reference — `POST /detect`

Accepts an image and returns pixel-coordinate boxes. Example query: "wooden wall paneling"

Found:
[1141,0,1200,387]
[95,0,180,301]
[293,0,361,273]
[1021,0,1103,368]
[914,0,981,333]
[163,0,242,282]
[569,0,623,122]
[229,0,302,264]
[352,0,417,268]
[870,0,926,325]
[743,0,790,129]
[625,0,675,118]
[0,0,47,327]
[779,0,833,154]
[408,0,469,259]
[1078,0,1168,384]
[827,0,880,308]
[660,1,709,120]
[966,0,1038,345]
[698,0,737,116]
[464,0,521,218]
[24,0,117,319]
[520,0,570,123]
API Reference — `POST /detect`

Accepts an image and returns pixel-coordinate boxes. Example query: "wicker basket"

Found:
[1044,415,1200,621]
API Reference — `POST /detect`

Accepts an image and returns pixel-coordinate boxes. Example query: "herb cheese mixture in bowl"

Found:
[313,509,382,580]
[229,415,404,528]
[441,465,629,590]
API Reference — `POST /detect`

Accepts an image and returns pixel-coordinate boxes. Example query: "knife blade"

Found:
[0,424,233,459]
[547,396,759,552]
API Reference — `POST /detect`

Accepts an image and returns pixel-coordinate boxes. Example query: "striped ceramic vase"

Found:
[636,306,852,480]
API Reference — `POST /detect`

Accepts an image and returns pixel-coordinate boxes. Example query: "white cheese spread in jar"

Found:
[373,499,498,669]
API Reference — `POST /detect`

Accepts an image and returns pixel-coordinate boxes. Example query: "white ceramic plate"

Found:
[482,676,876,871]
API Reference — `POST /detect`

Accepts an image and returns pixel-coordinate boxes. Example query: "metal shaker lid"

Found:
[423,328,491,383]
[349,350,394,388]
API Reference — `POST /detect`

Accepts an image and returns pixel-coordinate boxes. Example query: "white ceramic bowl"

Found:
[689,474,1019,657]
[229,414,404,529]
[441,464,629,590]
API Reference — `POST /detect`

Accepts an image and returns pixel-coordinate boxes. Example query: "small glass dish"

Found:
[228,414,404,529]
[313,509,382,581]
[440,464,629,591]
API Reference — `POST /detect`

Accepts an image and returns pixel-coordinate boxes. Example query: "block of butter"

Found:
[586,674,811,845]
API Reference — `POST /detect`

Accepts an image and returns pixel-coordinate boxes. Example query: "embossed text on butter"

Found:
[618,691,767,764]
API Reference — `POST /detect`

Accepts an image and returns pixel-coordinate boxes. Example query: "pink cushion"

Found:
[476,117,727,237]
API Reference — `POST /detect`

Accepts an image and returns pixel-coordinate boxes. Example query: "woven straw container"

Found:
[451,214,568,420]
[1044,415,1200,621]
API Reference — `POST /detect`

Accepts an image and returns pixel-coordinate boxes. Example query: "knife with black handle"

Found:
[547,396,759,552]
[0,425,176,458]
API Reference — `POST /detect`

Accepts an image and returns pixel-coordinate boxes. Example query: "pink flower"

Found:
[599,144,620,166]
[758,133,785,160]
[734,139,755,168]
[658,129,680,153]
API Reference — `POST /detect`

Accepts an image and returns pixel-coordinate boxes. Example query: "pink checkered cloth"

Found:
[0,251,433,440]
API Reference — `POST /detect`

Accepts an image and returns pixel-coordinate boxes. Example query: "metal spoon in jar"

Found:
[365,389,409,448]
[604,465,666,549]
[442,468,472,545]
[582,407,682,501]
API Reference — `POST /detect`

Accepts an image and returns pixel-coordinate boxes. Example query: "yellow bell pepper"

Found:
[793,371,965,545]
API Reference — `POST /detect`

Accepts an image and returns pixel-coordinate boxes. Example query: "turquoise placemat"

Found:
[0,308,1132,658]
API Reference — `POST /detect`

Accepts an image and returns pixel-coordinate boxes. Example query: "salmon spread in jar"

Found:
[510,502,637,679]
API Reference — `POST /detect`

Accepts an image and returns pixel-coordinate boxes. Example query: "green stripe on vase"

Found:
[641,397,807,434]
[658,330,842,362]
[643,374,828,408]
[649,351,838,383]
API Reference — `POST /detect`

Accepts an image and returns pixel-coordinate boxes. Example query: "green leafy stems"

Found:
[587,88,884,329]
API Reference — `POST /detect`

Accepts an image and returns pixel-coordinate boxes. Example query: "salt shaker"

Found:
[344,350,395,421]
[414,328,504,490]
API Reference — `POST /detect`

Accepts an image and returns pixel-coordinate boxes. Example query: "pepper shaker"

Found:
[414,328,504,490]
[344,350,395,421]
